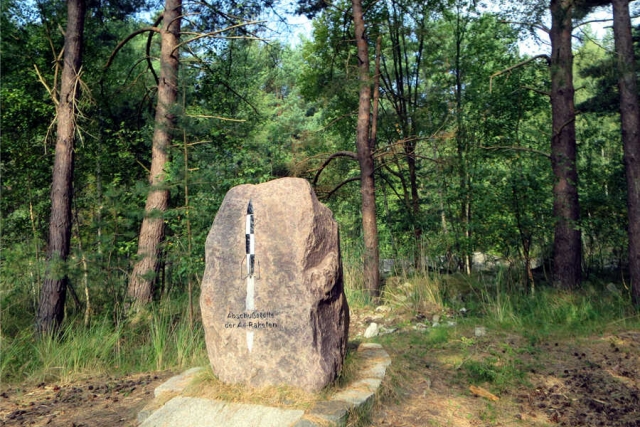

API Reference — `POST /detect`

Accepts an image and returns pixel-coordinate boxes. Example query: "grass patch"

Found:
[460,355,529,394]
[1,300,208,385]
[346,397,374,427]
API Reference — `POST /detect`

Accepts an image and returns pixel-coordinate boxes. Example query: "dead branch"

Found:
[185,114,245,122]
[122,56,156,85]
[136,158,151,174]
[105,27,162,70]
[53,47,63,103]
[175,21,262,52]
[34,43,63,152]
[499,20,549,34]
[522,85,551,97]
[370,35,381,151]
[146,14,164,86]
[312,151,358,186]
[378,169,406,206]
[380,158,405,180]
[182,44,260,115]
[554,116,577,137]
[575,28,611,53]
[34,64,58,106]
[480,145,550,159]
[575,18,612,29]
[324,177,360,199]
[373,139,442,163]
[490,54,550,92]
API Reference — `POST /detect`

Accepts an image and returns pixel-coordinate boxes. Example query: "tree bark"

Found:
[352,0,380,298]
[611,0,640,305]
[127,0,181,305]
[454,8,472,275]
[37,0,86,335]
[549,0,581,289]
[382,1,426,269]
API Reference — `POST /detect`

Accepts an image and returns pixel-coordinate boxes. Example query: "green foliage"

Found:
[577,24,640,114]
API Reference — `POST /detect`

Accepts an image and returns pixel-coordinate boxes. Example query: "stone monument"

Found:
[200,177,349,392]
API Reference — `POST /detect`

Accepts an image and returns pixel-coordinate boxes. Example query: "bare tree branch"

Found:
[575,18,613,29]
[182,44,261,115]
[325,177,360,199]
[146,14,164,86]
[490,54,551,92]
[175,21,263,52]
[374,139,443,163]
[185,113,246,122]
[499,20,550,34]
[312,151,358,186]
[522,85,551,97]
[480,145,551,159]
[105,27,162,70]
[378,167,411,212]
[34,64,58,106]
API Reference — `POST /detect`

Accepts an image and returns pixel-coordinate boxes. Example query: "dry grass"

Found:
[381,275,444,316]
[182,369,319,409]
[181,344,363,410]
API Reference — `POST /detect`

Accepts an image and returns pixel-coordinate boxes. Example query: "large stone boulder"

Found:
[200,178,349,392]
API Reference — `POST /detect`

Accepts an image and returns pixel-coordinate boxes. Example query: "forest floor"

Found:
[370,329,640,427]
[1,314,639,426]
[0,372,173,426]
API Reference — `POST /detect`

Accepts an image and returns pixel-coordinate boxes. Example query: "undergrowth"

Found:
[368,265,639,398]
[368,264,639,336]
[0,299,207,384]
[2,253,638,392]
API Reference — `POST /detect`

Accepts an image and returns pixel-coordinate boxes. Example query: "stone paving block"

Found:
[330,388,375,407]
[360,363,388,379]
[350,378,382,391]
[307,400,350,425]
[154,367,205,398]
[140,396,304,427]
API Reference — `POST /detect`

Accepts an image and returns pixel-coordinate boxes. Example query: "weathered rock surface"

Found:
[140,397,305,427]
[200,178,349,392]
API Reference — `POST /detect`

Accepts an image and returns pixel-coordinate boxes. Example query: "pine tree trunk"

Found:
[37,0,86,335]
[549,0,581,289]
[127,0,181,305]
[405,140,422,267]
[612,0,640,305]
[454,7,472,275]
[352,0,380,298]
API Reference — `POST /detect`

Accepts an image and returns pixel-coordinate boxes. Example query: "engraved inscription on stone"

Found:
[225,311,279,329]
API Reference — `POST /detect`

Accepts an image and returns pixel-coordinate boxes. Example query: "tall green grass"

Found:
[341,243,639,337]
[470,272,639,335]
[381,275,444,315]
[0,300,208,384]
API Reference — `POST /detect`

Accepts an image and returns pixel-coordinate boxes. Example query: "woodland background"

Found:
[1,0,639,380]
